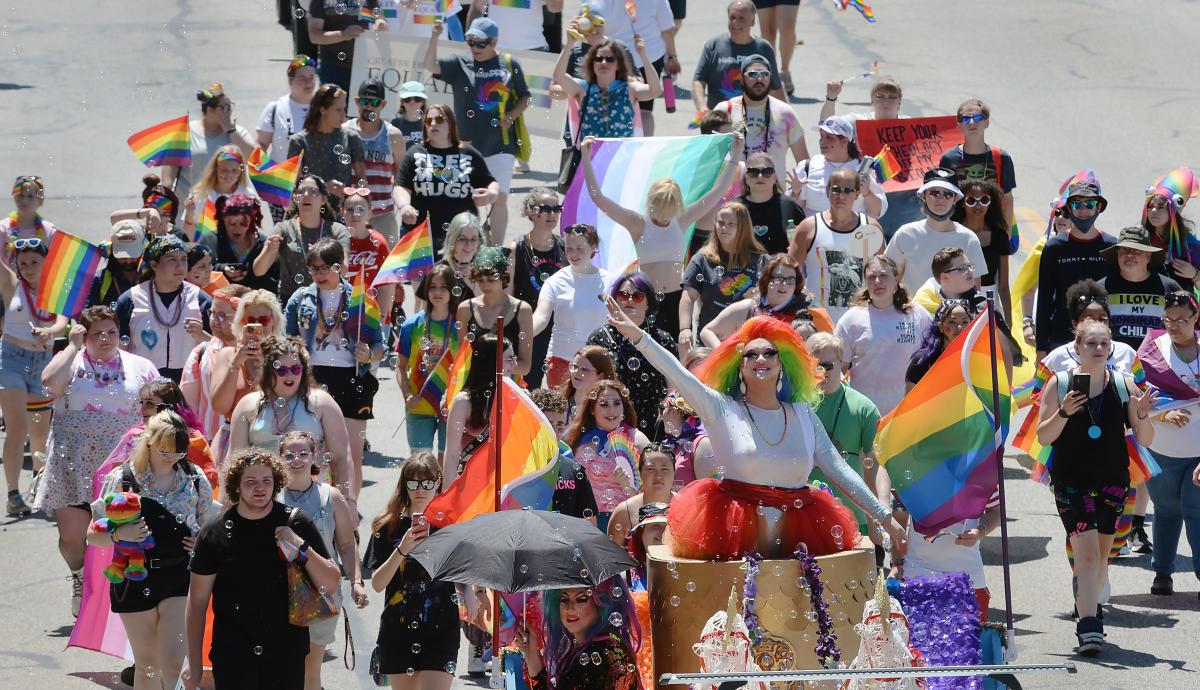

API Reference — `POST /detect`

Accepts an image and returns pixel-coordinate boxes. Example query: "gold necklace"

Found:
[742,400,788,447]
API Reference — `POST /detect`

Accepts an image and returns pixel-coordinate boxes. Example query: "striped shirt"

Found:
[345,119,399,217]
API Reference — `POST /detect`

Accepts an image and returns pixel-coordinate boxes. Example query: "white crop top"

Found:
[636,213,687,265]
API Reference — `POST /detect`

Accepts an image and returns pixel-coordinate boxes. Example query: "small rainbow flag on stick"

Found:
[834,0,875,22]
[359,6,378,22]
[372,219,435,286]
[871,144,901,181]
[248,149,301,206]
[35,231,104,317]
[196,198,218,239]
[347,269,382,343]
[127,115,191,168]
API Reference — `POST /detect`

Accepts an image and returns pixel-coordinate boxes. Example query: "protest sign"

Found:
[351,33,564,140]
[855,116,964,191]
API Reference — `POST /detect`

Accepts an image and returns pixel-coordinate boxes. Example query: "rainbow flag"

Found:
[248,148,301,206]
[490,0,531,7]
[874,308,1010,535]
[35,231,104,317]
[835,0,875,22]
[409,318,457,418]
[359,5,378,22]
[871,144,901,181]
[427,377,560,527]
[563,134,733,274]
[442,339,472,418]
[346,270,382,343]
[126,114,191,168]
[372,219,435,286]
[195,197,218,239]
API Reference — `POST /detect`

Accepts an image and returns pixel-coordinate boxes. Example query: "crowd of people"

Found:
[3,0,1200,687]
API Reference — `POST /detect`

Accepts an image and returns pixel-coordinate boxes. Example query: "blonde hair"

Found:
[232,289,285,341]
[192,144,253,202]
[804,332,844,361]
[128,410,190,475]
[646,179,684,219]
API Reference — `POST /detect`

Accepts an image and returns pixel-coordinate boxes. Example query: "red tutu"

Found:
[667,479,862,560]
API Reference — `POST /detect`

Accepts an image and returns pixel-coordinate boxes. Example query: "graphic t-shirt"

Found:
[738,192,804,255]
[1099,271,1182,349]
[883,220,988,294]
[347,229,391,288]
[435,54,530,157]
[938,146,1017,193]
[396,143,495,255]
[693,36,782,109]
[834,305,932,415]
[713,96,803,177]
[682,252,768,332]
[389,117,424,148]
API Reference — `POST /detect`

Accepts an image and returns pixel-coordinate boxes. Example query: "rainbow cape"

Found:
[248,148,301,206]
[563,134,733,274]
[346,270,382,343]
[373,219,435,286]
[126,114,191,168]
[874,308,1010,534]
[427,377,560,527]
[871,144,901,182]
[35,231,103,317]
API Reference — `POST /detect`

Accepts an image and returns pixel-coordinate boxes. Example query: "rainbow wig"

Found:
[541,578,641,683]
[696,316,821,408]
[1142,167,1199,260]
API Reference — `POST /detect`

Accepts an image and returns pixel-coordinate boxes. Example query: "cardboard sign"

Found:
[350,33,565,140]
[855,116,964,191]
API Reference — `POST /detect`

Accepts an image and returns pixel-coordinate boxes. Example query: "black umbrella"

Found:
[409,510,639,592]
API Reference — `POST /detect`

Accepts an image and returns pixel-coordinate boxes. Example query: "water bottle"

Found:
[663,76,676,113]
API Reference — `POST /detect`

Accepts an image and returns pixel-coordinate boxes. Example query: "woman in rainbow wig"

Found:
[1142,166,1200,290]
[603,298,906,561]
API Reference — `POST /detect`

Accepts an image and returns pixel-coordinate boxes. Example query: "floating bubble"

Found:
[669,595,681,607]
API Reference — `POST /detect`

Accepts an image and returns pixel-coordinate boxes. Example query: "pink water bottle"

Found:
[663,76,677,113]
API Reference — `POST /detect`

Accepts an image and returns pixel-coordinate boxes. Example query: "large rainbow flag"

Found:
[426,377,560,527]
[248,148,301,206]
[126,114,191,168]
[875,308,1011,534]
[346,269,382,343]
[373,219,435,286]
[35,231,104,317]
[562,134,733,274]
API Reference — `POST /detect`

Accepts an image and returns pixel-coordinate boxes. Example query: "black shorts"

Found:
[110,557,190,613]
[637,57,667,111]
[1053,484,1128,537]
[753,0,801,7]
[668,0,686,19]
[312,366,379,420]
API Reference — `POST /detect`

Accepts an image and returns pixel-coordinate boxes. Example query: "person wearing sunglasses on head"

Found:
[711,54,808,180]
[1,175,58,268]
[1034,180,1116,362]
[952,179,1013,322]
[586,271,677,435]
[505,189,567,388]
[305,0,388,93]
[343,78,406,246]
[939,99,1017,235]
[424,17,530,243]
[884,167,988,295]
[161,84,257,203]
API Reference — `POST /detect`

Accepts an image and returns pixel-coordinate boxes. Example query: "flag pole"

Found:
[985,295,1017,658]
[492,315,505,686]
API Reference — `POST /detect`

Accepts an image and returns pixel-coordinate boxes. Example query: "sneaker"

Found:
[120,665,135,686]
[781,69,795,96]
[6,491,32,517]
[26,468,42,504]
[1075,616,1104,656]
[70,569,83,618]
[1151,573,1174,596]
[1132,526,1153,554]
[467,643,486,676]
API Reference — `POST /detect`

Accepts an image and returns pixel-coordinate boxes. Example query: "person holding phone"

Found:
[363,452,460,689]
[1036,319,1156,656]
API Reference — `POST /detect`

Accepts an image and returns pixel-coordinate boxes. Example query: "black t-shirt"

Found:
[550,456,599,520]
[114,285,214,336]
[1034,232,1116,352]
[1099,270,1183,349]
[308,0,375,74]
[396,143,495,256]
[211,234,278,292]
[739,192,804,255]
[189,503,330,661]
[362,518,459,647]
[938,146,1017,193]
[390,117,425,148]
[976,226,1014,288]
[1049,380,1130,488]
[512,234,566,307]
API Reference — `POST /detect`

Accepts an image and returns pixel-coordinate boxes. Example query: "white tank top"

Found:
[127,282,203,370]
[804,212,884,322]
[3,282,53,347]
[636,213,686,264]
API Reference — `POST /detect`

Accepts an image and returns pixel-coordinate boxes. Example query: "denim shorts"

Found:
[406,413,447,453]
[0,340,51,396]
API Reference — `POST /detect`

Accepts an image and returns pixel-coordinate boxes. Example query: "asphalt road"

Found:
[3,1,1200,689]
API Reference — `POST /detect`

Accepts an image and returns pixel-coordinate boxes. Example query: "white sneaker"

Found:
[70,569,83,618]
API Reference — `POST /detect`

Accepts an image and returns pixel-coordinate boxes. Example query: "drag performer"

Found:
[604,299,906,560]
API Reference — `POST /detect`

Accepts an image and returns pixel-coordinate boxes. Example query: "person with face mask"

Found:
[1033,181,1116,361]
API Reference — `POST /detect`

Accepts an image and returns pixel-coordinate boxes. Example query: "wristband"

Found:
[225,128,237,135]
[1137,412,1149,420]
[1057,407,1069,419]
[825,96,838,102]
[297,541,310,563]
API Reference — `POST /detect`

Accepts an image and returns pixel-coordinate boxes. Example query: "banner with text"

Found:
[351,33,564,140]
[855,116,964,191]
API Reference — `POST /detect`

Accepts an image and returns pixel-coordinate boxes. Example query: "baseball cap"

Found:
[917,167,963,199]
[741,54,772,73]
[814,116,855,141]
[110,220,146,260]
[145,234,187,263]
[357,78,386,100]
[397,81,428,101]
[465,17,499,41]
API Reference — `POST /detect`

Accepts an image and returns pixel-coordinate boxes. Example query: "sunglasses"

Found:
[768,274,797,286]
[244,315,273,326]
[959,113,987,124]
[746,167,775,178]
[12,237,44,250]
[817,361,838,373]
[925,189,957,200]
[282,450,313,462]
[616,290,647,304]
[1069,199,1100,211]
[741,348,779,361]
[828,185,858,196]
[406,479,440,491]
[534,204,563,215]
[425,115,447,125]
[358,97,383,108]
[274,363,304,377]
[964,195,991,207]
[466,39,491,49]
[943,263,974,275]
[593,55,617,63]
[1076,294,1108,306]
[743,70,771,80]
[1164,293,1198,310]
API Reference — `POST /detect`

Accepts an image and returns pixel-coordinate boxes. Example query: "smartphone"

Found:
[1070,372,1091,397]
[244,323,263,349]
